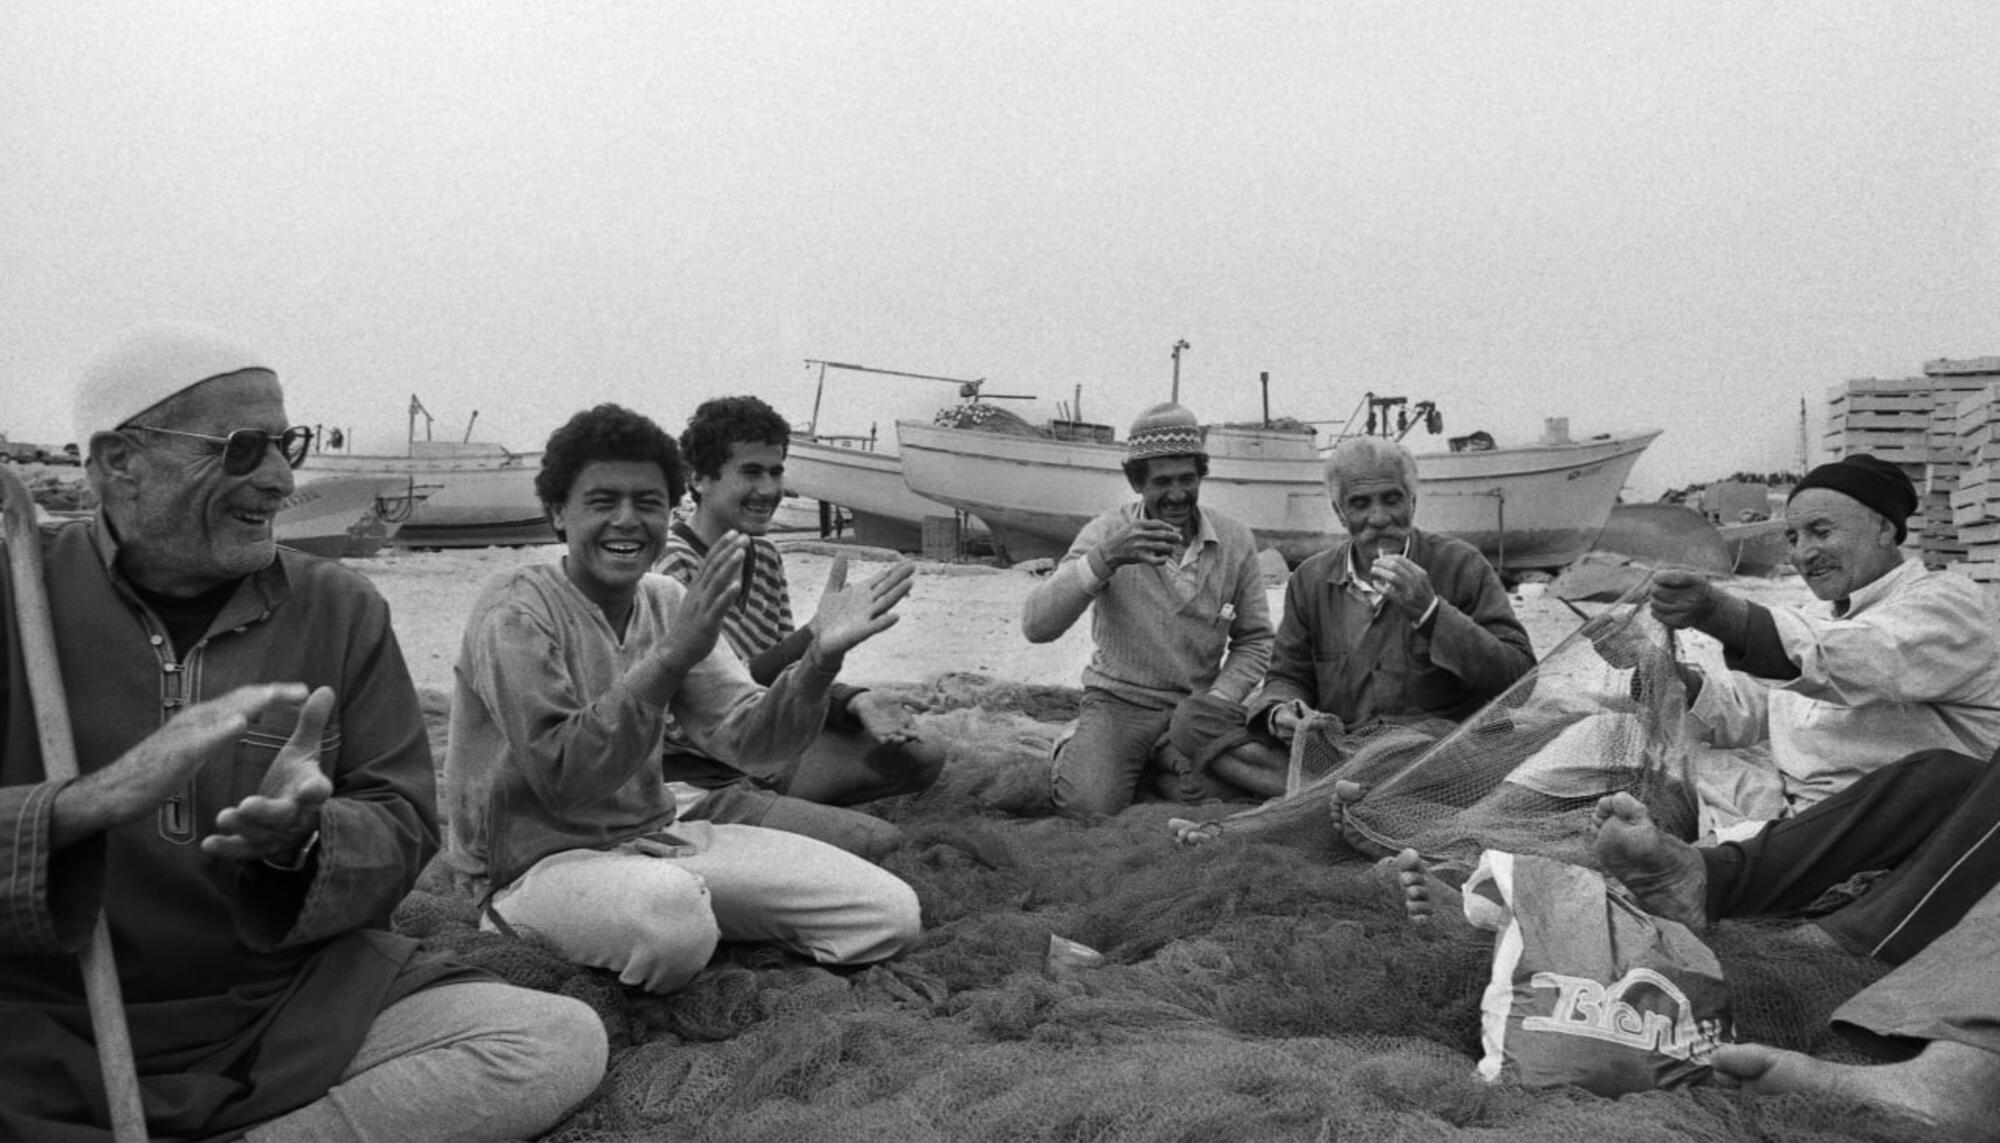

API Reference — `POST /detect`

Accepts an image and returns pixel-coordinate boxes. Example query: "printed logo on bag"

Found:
[1519,968,1726,1063]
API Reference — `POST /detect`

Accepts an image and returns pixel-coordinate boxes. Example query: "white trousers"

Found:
[486,821,922,993]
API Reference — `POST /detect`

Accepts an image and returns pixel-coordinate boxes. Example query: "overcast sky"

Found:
[3,2,1994,496]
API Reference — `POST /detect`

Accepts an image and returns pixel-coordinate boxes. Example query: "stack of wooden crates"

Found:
[1823,357,2000,579]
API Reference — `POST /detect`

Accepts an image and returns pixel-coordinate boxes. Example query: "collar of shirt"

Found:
[1831,556,1919,619]
[1173,507,1219,568]
[1334,532,1413,608]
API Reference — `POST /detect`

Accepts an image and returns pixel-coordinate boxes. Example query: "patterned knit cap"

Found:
[1125,402,1205,461]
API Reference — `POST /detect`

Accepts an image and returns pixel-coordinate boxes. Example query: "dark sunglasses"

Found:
[122,424,314,475]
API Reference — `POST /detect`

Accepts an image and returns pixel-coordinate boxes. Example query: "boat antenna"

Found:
[1170,339,1191,403]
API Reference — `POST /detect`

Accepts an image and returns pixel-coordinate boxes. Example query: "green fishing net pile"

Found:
[394,646,1931,1142]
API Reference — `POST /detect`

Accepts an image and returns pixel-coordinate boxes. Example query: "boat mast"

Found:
[1170,339,1191,403]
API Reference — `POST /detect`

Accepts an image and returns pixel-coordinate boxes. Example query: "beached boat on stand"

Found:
[895,418,1660,572]
[785,434,995,551]
[275,475,431,559]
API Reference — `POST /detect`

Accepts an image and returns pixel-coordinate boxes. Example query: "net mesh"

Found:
[1255,577,1699,870]
[390,642,1929,1143]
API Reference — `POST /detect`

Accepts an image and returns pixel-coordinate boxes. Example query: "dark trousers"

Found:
[1702,748,2000,964]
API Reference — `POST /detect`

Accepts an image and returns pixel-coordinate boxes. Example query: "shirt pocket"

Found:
[231,709,343,808]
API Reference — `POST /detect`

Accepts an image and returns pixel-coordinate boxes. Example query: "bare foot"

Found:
[1331,780,1395,858]
[1593,791,1709,931]
[1713,1039,2000,1136]
[1390,848,1469,935]
[1168,817,1224,847]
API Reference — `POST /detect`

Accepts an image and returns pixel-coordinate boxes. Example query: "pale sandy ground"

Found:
[350,540,1816,697]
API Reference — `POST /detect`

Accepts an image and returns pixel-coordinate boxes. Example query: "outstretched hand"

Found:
[51,682,311,850]
[849,690,917,743]
[1648,568,1719,631]
[202,686,337,863]
[663,531,750,672]
[812,560,916,655]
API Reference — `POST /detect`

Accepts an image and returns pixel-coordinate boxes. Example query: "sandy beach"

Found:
[351,538,1816,697]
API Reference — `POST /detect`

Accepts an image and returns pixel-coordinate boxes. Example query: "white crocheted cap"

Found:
[71,321,272,447]
[1124,402,1205,461]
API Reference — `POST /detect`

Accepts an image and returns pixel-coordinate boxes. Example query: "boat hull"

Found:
[1719,518,1790,576]
[275,476,418,559]
[896,422,1661,571]
[300,453,554,548]
[784,435,989,551]
[1588,502,1733,574]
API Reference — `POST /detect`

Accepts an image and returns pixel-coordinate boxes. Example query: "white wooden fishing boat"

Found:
[895,419,1661,571]
[785,433,990,551]
[275,475,429,559]
[299,440,554,549]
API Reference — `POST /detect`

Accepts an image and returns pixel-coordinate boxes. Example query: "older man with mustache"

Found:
[1178,434,1535,807]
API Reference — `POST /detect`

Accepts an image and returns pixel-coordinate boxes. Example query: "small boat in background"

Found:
[1719,517,1791,577]
[785,435,946,551]
[275,475,429,559]
[300,398,554,549]
[1585,502,1733,575]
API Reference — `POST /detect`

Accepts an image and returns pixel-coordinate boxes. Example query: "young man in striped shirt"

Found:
[654,396,943,860]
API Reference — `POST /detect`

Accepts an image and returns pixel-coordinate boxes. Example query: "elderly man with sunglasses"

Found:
[0,323,606,1142]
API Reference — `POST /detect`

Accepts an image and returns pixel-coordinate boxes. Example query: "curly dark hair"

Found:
[1121,452,1209,490]
[535,404,684,536]
[680,396,791,502]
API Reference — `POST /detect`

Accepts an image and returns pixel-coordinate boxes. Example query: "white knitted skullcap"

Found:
[71,321,272,447]
[1124,402,1205,462]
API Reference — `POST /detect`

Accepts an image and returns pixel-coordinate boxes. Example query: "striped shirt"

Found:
[655,522,794,660]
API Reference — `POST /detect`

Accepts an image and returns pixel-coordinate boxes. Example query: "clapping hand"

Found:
[51,682,312,850]
[663,531,750,671]
[202,686,337,864]
[811,558,916,655]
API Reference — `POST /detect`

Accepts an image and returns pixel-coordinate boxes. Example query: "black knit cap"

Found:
[1787,453,1918,542]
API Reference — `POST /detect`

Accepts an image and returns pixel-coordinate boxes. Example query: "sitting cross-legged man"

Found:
[654,395,943,862]
[1,322,605,1143]
[1171,434,1533,850]
[1021,403,1274,818]
[444,403,921,994]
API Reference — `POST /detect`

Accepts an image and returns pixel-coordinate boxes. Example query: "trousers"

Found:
[1703,748,2000,963]
[487,821,922,993]
[243,982,606,1143]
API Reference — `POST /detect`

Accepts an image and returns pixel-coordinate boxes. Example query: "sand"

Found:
[349,539,1815,697]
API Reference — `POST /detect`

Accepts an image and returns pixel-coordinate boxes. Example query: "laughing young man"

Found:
[444,404,920,994]
[653,396,943,861]
[1021,403,1274,818]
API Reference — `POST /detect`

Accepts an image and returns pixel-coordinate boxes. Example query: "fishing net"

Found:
[1216,577,1699,872]
[392,647,1926,1143]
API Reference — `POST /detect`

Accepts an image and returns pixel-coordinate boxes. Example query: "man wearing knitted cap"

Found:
[0,323,605,1140]
[1022,403,1274,817]
[1574,452,2000,967]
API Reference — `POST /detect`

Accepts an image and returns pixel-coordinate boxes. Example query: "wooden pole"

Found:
[0,467,150,1142]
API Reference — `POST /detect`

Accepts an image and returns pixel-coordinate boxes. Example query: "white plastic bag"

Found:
[1464,849,1732,1095]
